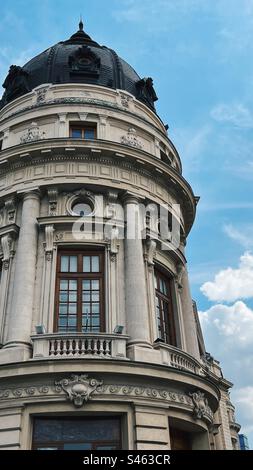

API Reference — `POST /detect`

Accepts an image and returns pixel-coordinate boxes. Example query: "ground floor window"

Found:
[32,417,121,450]
[170,427,192,450]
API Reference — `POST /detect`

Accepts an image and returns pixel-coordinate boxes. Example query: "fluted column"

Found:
[4,191,40,349]
[124,194,151,348]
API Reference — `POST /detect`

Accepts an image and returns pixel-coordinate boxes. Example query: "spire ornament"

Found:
[79,16,84,31]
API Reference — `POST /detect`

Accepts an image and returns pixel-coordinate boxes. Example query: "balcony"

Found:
[153,342,203,375]
[31,333,129,360]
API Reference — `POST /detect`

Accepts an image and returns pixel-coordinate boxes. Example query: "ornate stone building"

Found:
[0,22,240,450]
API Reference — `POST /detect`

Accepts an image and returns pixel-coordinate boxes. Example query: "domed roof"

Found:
[0,21,158,111]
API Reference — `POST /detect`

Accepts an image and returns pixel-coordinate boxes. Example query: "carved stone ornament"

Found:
[0,234,15,270]
[110,226,120,261]
[5,197,16,223]
[20,122,46,144]
[136,77,158,110]
[119,92,131,108]
[55,374,103,408]
[44,225,55,261]
[48,188,58,216]
[2,65,30,103]
[35,85,49,103]
[144,239,157,267]
[121,128,143,149]
[189,390,214,423]
[176,263,185,290]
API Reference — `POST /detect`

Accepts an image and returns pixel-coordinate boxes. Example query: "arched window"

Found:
[55,250,104,333]
[154,268,176,346]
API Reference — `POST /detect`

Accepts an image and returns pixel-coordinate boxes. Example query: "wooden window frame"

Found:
[54,249,105,333]
[155,268,177,346]
[70,123,97,140]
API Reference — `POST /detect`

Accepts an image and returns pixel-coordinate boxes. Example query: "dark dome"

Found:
[0,21,158,111]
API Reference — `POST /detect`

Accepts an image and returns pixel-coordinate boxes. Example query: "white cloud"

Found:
[200,301,253,346]
[201,252,253,302]
[224,224,253,249]
[200,301,253,435]
[210,103,253,128]
[233,387,253,430]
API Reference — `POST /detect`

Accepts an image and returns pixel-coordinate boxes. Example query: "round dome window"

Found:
[72,201,93,217]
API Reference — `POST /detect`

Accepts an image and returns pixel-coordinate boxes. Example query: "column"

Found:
[179,265,200,359]
[124,195,151,349]
[4,191,40,350]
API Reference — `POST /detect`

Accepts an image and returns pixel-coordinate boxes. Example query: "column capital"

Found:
[121,191,145,206]
[17,188,41,202]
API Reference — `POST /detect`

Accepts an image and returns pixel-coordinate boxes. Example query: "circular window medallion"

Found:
[72,201,93,217]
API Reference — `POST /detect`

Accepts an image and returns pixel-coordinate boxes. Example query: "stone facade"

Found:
[0,31,240,450]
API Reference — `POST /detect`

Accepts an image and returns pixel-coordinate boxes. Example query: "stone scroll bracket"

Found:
[0,225,19,270]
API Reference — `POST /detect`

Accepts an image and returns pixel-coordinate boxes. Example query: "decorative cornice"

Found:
[0,376,213,423]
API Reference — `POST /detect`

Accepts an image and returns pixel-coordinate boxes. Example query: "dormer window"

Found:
[70,123,96,140]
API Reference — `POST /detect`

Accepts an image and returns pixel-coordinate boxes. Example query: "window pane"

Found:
[59,304,68,314]
[92,292,99,301]
[91,316,100,326]
[60,280,68,290]
[69,256,77,272]
[82,304,90,314]
[60,256,69,272]
[59,293,68,302]
[91,280,99,290]
[91,256,99,272]
[59,317,67,327]
[69,292,77,302]
[72,203,92,217]
[84,129,95,140]
[92,303,99,314]
[83,280,91,290]
[69,304,77,314]
[68,317,77,327]
[72,129,82,138]
[83,293,90,302]
[69,280,77,291]
[83,256,91,272]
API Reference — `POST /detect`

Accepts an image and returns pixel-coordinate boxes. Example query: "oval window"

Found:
[72,202,93,217]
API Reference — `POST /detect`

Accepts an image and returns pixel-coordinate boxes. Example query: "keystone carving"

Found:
[55,374,103,408]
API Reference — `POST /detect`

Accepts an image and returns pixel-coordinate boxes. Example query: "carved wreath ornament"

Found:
[55,374,103,408]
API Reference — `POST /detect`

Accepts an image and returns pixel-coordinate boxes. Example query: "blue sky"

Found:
[1,0,253,447]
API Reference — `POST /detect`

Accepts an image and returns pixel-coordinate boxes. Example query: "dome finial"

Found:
[79,15,84,31]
